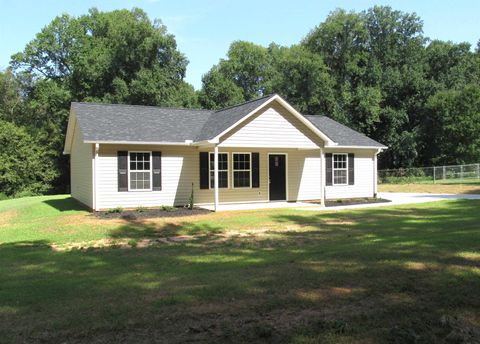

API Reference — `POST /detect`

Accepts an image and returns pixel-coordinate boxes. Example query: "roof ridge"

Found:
[214,93,277,113]
[72,102,213,112]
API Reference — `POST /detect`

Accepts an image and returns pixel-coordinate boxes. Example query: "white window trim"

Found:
[128,151,153,192]
[333,153,348,186]
[232,152,252,189]
[209,152,229,189]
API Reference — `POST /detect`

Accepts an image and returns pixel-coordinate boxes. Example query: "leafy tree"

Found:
[424,85,480,165]
[12,8,196,107]
[269,44,336,116]
[198,66,244,109]
[0,120,57,196]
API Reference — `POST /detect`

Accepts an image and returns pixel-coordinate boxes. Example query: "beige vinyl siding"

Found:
[219,102,323,149]
[288,150,321,201]
[70,123,93,208]
[325,149,376,199]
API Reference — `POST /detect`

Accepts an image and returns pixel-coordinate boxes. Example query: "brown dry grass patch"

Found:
[379,183,480,194]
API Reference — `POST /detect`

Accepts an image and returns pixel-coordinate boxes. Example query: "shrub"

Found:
[106,207,123,214]
[14,190,39,198]
[161,205,176,212]
[0,193,9,201]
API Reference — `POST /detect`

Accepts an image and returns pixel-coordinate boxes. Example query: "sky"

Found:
[1,0,479,89]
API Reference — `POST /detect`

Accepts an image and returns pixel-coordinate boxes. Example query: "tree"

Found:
[12,8,196,107]
[424,85,480,165]
[0,120,57,196]
[269,44,336,116]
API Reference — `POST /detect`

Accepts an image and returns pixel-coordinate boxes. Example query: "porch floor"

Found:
[199,201,317,211]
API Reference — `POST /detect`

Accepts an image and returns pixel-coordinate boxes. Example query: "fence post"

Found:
[460,165,464,181]
[433,167,436,184]
[443,166,446,180]
[477,164,480,180]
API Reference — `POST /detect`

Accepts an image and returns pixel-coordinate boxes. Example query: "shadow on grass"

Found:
[42,197,89,212]
[1,200,480,343]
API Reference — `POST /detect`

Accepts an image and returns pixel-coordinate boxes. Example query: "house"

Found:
[63,94,386,211]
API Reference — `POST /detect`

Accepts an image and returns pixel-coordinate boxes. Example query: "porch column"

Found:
[214,145,219,211]
[373,150,379,197]
[320,148,325,206]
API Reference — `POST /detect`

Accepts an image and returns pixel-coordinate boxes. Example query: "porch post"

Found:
[214,145,219,211]
[320,148,325,206]
[373,151,379,197]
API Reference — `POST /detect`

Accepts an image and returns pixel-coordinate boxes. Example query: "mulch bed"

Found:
[306,197,391,207]
[94,207,211,220]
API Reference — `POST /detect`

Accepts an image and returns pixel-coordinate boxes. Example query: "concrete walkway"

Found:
[301,192,480,211]
[200,192,480,212]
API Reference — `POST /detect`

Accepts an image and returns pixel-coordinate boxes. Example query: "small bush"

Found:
[0,193,9,201]
[128,239,137,248]
[136,206,147,213]
[106,207,123,214]
[14,190,38,199]
[161,205,176,212]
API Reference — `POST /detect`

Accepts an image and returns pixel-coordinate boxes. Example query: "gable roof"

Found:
[195,94,276,142]
[64,94,386,153]
[305,116,386,148]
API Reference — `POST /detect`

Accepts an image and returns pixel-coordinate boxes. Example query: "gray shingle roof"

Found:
[305,115,386,148]
[71,95,386,148]
[72,102,214,143]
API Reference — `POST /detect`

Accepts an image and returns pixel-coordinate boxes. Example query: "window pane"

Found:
[334,170,347,184]
[219,171,228,188]
[234,171,250,187]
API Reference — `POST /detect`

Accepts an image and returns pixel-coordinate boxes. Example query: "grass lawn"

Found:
[1,195,480,343]
[379,180,480,194]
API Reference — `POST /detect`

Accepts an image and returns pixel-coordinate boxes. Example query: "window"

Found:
[129,152,151,190]
[333,153,348,185]
[209,153,228,188]
[233,153,251,188]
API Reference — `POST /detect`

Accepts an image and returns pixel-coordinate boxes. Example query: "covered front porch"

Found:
[204,146,328,211]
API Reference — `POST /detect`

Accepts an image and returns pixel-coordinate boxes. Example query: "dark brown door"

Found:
[269,154,286,201]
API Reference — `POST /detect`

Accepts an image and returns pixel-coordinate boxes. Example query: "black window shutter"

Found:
[152,151,162,191]
[348,153,355,185]
[252,152,260,188]
[199,152,209,189]
[118,151,128,192]
[325,153,333,186]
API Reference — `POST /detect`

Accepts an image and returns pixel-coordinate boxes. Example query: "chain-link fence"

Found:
[378,163,480,184]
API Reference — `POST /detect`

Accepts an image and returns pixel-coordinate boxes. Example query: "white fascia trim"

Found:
[83,140,193,145]
[210,94,336,146]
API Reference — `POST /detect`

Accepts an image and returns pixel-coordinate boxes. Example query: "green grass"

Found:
[1,195,480,343]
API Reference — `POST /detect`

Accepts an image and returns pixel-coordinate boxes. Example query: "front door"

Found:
[269,154,286,201]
